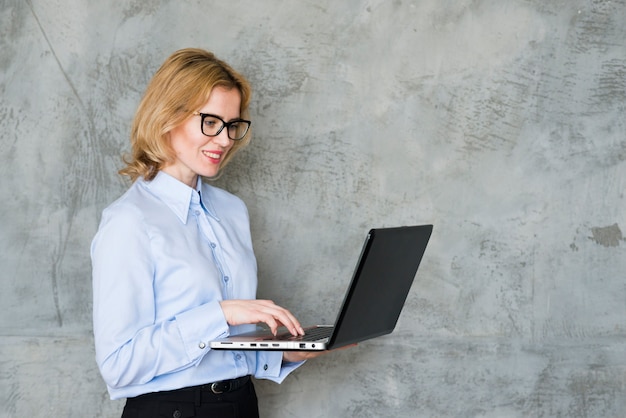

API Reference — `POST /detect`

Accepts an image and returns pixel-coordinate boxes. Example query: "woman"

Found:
[92,48,325,417]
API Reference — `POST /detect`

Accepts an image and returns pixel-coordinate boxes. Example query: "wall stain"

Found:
[590,223,623,247]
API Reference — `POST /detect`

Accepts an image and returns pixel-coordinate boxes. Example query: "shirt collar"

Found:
[196,177,221,222]
[144,172,219,224]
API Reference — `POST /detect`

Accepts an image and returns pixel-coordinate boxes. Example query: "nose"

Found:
[213,128,232,147]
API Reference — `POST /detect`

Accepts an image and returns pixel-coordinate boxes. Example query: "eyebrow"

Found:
[197,112,244,122]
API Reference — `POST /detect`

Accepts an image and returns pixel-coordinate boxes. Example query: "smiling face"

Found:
[163,86,242,187]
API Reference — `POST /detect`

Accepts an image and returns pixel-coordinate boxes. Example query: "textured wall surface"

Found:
[1,0,625,417]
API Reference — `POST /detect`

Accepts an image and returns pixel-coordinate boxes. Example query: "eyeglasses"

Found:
[192,112,251,141]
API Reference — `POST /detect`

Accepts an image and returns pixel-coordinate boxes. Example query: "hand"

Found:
[282,344,357,363]
[220,299,305,337]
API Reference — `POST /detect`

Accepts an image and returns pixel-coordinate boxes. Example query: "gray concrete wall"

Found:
[1,0,625,417]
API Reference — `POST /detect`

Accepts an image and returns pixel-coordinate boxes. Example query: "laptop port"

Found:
[299,343,306,349]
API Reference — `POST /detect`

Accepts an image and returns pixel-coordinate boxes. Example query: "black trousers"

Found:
[121,377,259,418]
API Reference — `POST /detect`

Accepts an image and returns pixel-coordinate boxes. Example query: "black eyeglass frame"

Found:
[192,112,251,141]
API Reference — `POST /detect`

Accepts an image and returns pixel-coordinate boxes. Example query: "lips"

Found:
[202,150,222,163]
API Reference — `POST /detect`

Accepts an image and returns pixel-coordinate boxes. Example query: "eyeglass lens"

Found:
[201,114,249,140]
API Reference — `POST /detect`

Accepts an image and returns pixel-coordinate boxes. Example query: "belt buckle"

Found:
[210,382,224,394]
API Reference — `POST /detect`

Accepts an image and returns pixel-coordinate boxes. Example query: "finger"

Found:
[220,299,304,335]
[263,309,298,336]
[274,310,304,336]
[257,300,304,335]
[262,315,280,336]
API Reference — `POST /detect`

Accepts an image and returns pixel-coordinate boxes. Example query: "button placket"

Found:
[193,207,233,298]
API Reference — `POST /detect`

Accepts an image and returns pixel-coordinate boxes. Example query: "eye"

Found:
[203,117,219,127]
[201,115,222,135]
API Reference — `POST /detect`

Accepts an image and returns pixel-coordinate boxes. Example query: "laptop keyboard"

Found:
[274,326,333,341]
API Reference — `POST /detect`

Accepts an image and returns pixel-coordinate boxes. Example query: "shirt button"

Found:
[235,354,242,361]
[211,243,217,248]
[194,210,200,216]
[224,276,229,282]
[199,342,206,349]
[264,364,268,371]
[173,410,182,418]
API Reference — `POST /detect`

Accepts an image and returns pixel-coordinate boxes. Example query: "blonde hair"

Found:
[120,48,252,182]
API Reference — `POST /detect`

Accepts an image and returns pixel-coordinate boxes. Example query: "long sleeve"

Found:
[91,203,230,389]
[92,172,303,400]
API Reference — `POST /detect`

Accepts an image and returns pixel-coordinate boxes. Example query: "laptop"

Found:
[210,224,433,351]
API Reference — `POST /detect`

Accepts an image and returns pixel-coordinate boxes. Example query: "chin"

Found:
[202,169,222,180]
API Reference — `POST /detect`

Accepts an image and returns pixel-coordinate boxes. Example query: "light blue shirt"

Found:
[91,171,301,400]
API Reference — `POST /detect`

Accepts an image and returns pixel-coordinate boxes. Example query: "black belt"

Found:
[130,375,251,402]
[190,375,250,394]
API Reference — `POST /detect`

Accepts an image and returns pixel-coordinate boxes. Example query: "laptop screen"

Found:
[328,225,433,349]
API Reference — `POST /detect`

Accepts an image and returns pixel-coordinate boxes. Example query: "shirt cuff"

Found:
[254,351,305,384]
[175,300,229,363]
